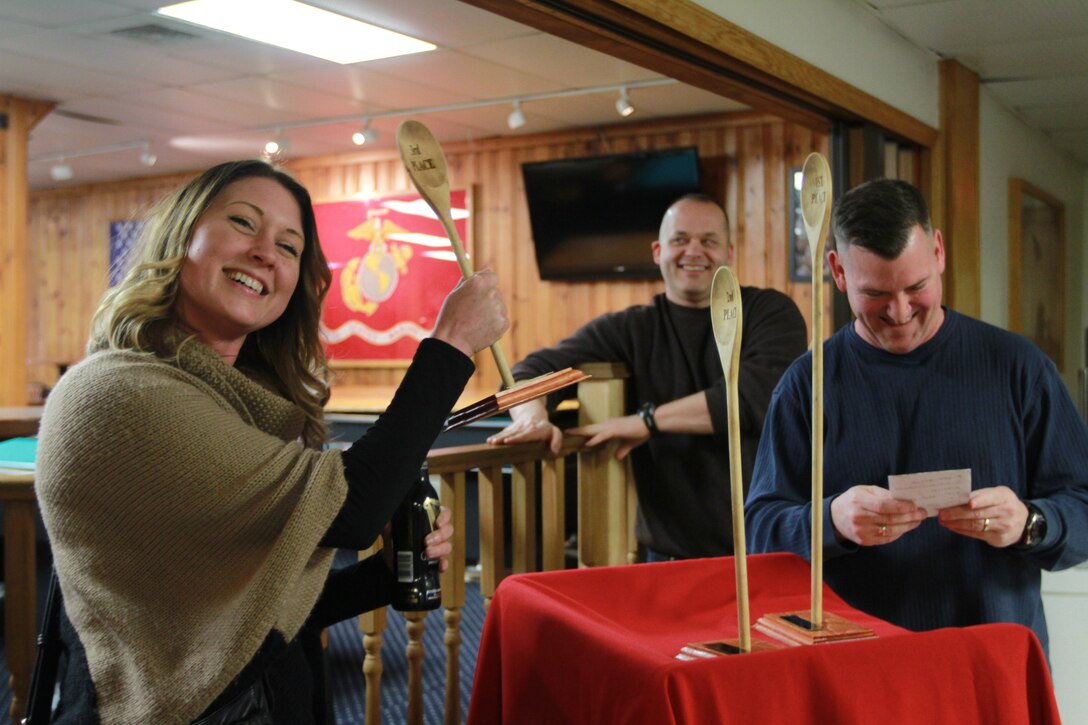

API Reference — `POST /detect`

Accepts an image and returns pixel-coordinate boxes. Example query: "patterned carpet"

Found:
[326,550,487,724]
[0,548,487,724]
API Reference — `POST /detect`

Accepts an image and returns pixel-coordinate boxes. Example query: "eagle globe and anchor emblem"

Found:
[340,208,413,316]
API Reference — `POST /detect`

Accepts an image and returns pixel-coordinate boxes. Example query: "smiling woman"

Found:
[175,177,306,365]
[32,159,509,723]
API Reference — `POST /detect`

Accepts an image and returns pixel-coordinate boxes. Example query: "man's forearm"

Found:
[509,398,549,424]
[650,392,714,435]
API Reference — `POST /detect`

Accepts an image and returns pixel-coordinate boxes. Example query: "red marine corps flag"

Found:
[316,189,470,363]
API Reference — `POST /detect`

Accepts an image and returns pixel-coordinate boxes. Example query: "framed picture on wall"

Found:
[316,189,471,366]
[108,220,146,285]
[787,167,830,282]
[1008,178,1065,371]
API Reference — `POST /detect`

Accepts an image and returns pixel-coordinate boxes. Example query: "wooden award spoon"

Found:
[710,265,751,651]
[800,151,832,626]
[396,119,515,388]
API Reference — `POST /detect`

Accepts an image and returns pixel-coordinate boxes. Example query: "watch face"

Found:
[1031,511,1046,538]
[1021,508,1046,547]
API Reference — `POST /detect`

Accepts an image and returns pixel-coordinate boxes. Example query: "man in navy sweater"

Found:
[745,178,1088,655]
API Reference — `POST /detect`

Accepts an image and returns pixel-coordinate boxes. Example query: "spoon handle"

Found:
[432,210,516,387]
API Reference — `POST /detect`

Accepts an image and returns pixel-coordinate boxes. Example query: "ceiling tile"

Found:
[954,36,1088,80]
[272,65,465,109]
[0,48,155,98]
[874,0,1088,50]
[52,95,229,137]
[1046,128,1088,164]
[986,76,1088,107]
[463,33,661,87]
[314,0,535,47]
[1016,100,1088,131]
[0,0,132,27]
[124,86,314,128]
[368,48,567,99]
[28,113,139,157]
[1,28,240,86]
[192,76,372,120]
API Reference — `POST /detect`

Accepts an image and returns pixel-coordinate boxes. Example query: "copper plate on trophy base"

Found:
[754,611,875,647]
[676,638,780,660]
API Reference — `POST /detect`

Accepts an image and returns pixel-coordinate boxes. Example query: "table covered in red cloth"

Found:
[467,553,1058,724]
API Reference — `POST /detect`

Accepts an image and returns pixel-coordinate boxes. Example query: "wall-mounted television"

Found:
[521,147,701,281]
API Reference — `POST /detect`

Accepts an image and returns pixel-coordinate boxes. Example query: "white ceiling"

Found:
[863,0,1088,166]
[2,0,1085,190]
[2,0,744,190]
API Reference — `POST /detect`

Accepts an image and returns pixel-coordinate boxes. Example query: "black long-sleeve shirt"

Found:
[513,290,806,558]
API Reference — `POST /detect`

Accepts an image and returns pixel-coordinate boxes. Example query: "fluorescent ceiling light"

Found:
[157,0,436,64]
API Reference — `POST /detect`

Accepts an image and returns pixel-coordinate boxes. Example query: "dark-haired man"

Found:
[489,194,807,560]
[746,178,1088,654]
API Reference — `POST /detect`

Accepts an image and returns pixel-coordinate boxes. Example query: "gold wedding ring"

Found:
[982,517,990,533]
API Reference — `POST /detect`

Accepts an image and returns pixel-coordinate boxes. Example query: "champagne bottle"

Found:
[391,464,442,611]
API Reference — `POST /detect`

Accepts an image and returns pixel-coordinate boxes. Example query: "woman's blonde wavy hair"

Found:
[89,159,332,447]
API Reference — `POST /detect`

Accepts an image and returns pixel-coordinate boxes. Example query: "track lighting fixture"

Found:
[507,100,526,130]
[34,80,680,172]
[140,144,157,166]
[263,130,288,158]
[50,161,74,182]
[615,87,635,118]
[352,120,378,145]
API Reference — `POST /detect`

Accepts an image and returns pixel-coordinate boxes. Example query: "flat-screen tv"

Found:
[521,147,701,280]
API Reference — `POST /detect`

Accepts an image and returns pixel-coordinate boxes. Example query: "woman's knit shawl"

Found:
[37,342,347,724]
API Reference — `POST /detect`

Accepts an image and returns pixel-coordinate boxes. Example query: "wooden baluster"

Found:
[541,455,566,571]
[443,608,463,725]
[626,458,639,564]
[577,446,599,568]
[358,539,386,724]
[439,472,466,725]
[477,464,505,610]
[511,461,537,573]
[576,364,630,567]
[404,610,427,725]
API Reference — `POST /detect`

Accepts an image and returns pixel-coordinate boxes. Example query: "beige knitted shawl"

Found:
[37,341,348,724]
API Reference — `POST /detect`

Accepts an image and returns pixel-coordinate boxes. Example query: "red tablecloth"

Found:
[467,553,1058,724]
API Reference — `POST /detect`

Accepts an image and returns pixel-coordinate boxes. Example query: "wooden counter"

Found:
[0,407,42,440]
[0,468,36,723]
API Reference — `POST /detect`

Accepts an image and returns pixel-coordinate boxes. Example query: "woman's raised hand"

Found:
[431,270,509,358]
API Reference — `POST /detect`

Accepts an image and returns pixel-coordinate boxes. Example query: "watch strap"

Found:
[637,402,659,435]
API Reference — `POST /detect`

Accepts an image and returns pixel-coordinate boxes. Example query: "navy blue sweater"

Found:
[746,309,1088,654]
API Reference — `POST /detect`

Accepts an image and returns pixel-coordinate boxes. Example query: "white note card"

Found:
[887,468,971,517]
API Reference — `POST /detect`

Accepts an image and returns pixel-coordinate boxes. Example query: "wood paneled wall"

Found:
[27,174,193,397]
[26,111,828,399]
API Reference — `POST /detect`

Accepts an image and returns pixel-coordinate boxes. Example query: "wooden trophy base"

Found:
[754,611,875,647]
[676,638,780,660]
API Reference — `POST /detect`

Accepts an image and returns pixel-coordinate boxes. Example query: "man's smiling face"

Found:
[652,198,734,308]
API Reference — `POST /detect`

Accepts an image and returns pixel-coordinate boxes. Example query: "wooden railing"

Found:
[358,363,634,724]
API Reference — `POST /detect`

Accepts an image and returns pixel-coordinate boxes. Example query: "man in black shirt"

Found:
[488,194,806,560]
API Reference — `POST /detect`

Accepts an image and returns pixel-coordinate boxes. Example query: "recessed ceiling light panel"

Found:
[157,0,436,64]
